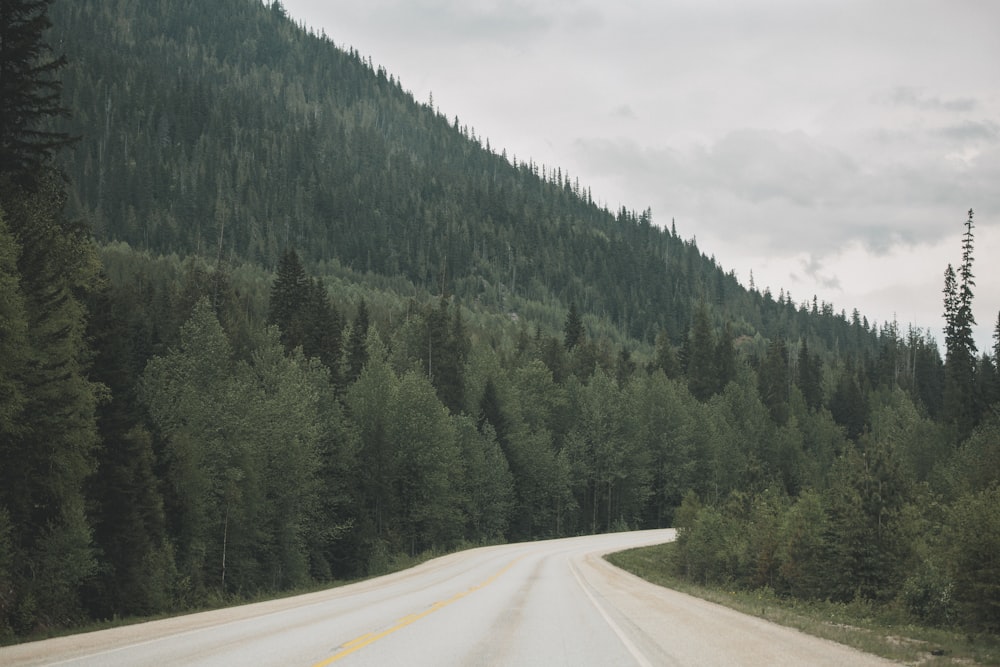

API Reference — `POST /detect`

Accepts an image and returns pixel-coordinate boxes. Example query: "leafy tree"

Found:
[454,415,514,543]
[389,370,463,554]
[141,298,243,596]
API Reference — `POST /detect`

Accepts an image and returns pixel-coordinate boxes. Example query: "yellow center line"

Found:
[311,555,522,666]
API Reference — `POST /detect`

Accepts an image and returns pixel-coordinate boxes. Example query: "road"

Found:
[2,529,896,666]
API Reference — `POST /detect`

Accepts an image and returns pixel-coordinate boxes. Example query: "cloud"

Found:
[612,105,637,120]
[935,120,1000,143]
[706,129,858,207]
[882,86,978,113]
[800,255,841,291]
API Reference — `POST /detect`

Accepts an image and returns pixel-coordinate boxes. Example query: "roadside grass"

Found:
[607,542,1000,666]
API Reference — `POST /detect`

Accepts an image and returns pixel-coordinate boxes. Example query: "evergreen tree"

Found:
[758,338,789,425]
[0,0,75,184]
[830,370,867,441]
[477,377,508,447]
[302,277,343,374]
[0,170,101,632]
[653,328,680,379]
[942,210,978,438]
[563,301,584,350]
[686,302,716,401]
[797,339,823,410]
[267,248,309,349]
[345,298,370,384]
[714,322,737,391]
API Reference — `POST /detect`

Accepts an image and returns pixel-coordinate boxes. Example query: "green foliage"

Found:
[0,169,102,634]
[947,485,1000,632]
[563,301,584,350]
[0,0,75,184]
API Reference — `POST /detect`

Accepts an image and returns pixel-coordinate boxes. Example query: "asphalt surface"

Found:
[1,529,897,666]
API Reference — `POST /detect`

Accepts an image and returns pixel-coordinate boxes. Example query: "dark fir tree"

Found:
[714,322,736,391]
[686,302,716,401]
[345,298,370,384]
[0,170,101,632]
[758,338,790,425]
[830,370,867,441]
[653,329,680,379]
[563,301,584,351]
[797,338,823,411]
[0,0,74,184]
[302,277,342,374]
[942,210,978,438]
[268,248,309,349]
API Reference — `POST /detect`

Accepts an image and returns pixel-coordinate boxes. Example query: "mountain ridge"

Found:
[47,0,883,354]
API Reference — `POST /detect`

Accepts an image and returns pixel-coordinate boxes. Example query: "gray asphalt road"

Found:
[1,529,896,666]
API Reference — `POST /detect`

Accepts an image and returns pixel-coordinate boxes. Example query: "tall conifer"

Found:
[0,0,74,184]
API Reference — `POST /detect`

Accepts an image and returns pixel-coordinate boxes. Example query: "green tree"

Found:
[454,415,514,543]
[825,435,913,603]
[268,248,309,349]
[942,210,978,439]
[758,338,790,425]
[686,301,716,401]
[140,298,243,596]
[0,171,101,632]
[777,490,830,599]
[345,298,370,384]
[948,486,1000,631]
[344,328,398,563]
[0,0,74,184]
[389,370,463,554]
[797,338,823,410]
[563,300,584,350]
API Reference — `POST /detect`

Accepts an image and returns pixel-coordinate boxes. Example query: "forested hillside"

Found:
[0,0,998,642]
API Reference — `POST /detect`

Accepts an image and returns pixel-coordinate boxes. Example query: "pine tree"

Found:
[563,301,584,350]
[0,170,101,632]
[686,302,716,401]
[797,339,823,410]
[268,248,309,349]
[345,298,370,384]
[0,0,75,184]
[942,210,978,438]
[758,338,790,424]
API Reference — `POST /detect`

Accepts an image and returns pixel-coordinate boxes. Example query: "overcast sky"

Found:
[281,0,1000,352]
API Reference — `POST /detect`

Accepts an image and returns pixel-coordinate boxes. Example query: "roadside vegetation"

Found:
[609,542,1000,666]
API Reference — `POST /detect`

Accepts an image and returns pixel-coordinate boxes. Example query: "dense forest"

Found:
[1,0,998,642]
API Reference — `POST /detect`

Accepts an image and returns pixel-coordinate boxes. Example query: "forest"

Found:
[1,0,998,641]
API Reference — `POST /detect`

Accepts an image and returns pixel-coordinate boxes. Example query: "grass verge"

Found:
[607,542,1000,666]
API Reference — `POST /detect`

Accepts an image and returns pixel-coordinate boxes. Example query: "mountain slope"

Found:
[48,0,874,352]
